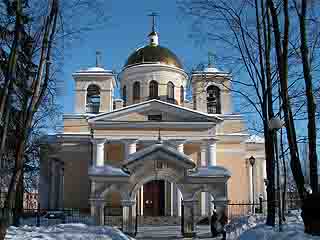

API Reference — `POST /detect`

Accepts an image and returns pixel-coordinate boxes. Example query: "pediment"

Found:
[88,99,222,123]
[122,142,196,170]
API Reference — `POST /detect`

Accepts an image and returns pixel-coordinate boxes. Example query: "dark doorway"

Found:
[143,180,165,216]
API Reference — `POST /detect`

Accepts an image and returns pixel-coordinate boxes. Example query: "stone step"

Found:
[138,216,181,225]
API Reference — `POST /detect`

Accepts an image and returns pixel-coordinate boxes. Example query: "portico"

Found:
[88,138,230,237]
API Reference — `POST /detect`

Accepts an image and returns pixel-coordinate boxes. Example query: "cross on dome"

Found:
[96,50,102,67]
[208,51,214,68]
[148,12,159,46]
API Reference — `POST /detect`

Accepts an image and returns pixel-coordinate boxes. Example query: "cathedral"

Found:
[40,17,266,236]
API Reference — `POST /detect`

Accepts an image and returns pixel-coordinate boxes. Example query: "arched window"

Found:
[207,85,221,114]
[167,82,175,103]
[133,81,140,103]
[149,80,158,99]
[86,84,100,113]
[180,85,184,104]
[122,85,127,107]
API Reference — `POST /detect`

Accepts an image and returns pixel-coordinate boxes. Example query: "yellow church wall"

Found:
[183,144,200,164]
[105,143,124,165]
[219,119,246,135]
[216,143,250,202]
[62,150,90,209]
[63,119,89,132]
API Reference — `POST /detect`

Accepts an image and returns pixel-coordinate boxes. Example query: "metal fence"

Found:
[104,207,122,228]
[0,208,94,227]
[227,197,302,222]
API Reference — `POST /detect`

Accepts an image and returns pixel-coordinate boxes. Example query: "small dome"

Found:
[86,67,107,72]
[124,45,183,69]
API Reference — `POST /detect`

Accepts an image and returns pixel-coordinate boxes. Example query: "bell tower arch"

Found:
[72,52,116,114]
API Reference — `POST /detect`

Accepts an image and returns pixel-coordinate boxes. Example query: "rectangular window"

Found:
[148,114,162,121]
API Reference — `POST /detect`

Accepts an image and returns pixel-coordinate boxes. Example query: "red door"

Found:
[143,180,165,216]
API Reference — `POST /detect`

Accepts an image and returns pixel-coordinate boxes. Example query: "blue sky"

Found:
[59,0,217,113]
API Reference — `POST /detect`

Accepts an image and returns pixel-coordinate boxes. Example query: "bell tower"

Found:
[72,51,116,114]
[191,54,232,114]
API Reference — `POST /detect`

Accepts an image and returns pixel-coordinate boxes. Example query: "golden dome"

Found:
[124,45,183,69]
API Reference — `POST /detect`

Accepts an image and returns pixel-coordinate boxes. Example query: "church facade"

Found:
[40,20,266,236]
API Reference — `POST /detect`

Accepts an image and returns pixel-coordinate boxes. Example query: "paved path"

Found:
[135,225,222,239]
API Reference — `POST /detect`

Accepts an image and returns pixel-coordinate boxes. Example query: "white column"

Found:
[262,159,267,200]
[177,189,182,217]
[200,142,207,216]
[177,143,184,153]
[124,139,138,160]
[207,139,216,214]
[249,163,253,204]
[175,140,185,217]
[93,139,106,167]
[140,186,144,216]
[170,183,174,216]
[200,143,207,167]
[207,139,217,167]
[201,192,206,216]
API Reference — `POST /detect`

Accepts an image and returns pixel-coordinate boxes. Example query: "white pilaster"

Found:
[93,139,106,167]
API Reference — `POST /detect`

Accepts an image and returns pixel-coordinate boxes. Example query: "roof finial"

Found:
[157,128,162,143]
[148,12,158,33]
[96,50,102,67]
[208,51,214,68]
[148,12,159,46]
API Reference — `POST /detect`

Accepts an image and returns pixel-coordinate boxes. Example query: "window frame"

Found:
[206,85,221,114]
[149,80,159,99]
[133,81,141,102]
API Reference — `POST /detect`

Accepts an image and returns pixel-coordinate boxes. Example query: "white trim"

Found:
[121,63,188,78]
[92,121,216,129]
[88,99,223,122]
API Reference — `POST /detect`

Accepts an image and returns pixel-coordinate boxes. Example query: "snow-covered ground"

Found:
[236,211,320,240]
[4,210,320,240]
[5,223,134,240]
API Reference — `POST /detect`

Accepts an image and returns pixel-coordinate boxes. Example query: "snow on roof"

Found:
[189,166,231,177]
[203,66,220,73]
[246,135,265,144]
[88,165,129,177]
[124,142,196,168]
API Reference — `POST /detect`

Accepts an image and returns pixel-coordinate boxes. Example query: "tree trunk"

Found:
[298,0,318,193]
[13,173,24,227]
[267,0,306,200]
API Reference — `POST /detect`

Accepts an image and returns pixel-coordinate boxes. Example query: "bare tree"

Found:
[0,0,108,238]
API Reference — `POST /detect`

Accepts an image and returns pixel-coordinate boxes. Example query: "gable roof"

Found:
[88,99,223,123]
[123,141,196,169]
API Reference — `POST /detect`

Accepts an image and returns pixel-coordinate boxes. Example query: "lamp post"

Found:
[249,156,256,213]
[90,128,94,166]
[269,117,284,232]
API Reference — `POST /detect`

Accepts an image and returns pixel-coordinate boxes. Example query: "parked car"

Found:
[43,211,65,220]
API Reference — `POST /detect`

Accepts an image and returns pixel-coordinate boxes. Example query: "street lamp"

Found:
[249,156,256,213]
[269,117,284,232]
